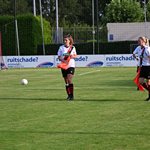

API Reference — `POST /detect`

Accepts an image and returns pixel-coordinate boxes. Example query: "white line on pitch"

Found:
[78,70,101,76]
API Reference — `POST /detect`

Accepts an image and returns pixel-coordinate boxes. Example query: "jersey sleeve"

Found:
[145,47,150,57]
[57,46,63,56]
[133,46,139,55]
[70,46,77,56]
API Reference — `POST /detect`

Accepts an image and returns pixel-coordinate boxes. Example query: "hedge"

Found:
[37,41,138,55]
[0,14,51,56]
[0,16,15,55]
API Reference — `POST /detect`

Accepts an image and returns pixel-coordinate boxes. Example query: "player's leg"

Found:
[67,74,74,100]
[66,67,75,100]
[61,69,70,99]
[146,79,150,101]
[139,66,150,101]
[145,68,150,101]
[139,77,150,100]
[137,66,139,90]
[139,77,147,89]
[143,66,150,101]
[64,77,71,99]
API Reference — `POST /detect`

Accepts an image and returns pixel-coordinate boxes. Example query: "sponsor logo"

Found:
[0,62,8,69]
[36,62,53,68]
[105,55,136,66]
[75,56,88,61]
[87,61,103,67]
[7,63,24,68]
[7,57,39,63]
[106,62,123,66]
[106,55,135,61]
[56,56,89,62]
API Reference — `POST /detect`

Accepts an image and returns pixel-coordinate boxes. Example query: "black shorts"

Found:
[140,66,150,79]
[61,67,75,78]
[137,66,140,73]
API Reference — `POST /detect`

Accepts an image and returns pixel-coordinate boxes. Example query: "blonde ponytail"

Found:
[138,36,149,46]
[145,38,149,46]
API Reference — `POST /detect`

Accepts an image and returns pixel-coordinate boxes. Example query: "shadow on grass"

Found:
[0,97,142,102]
[0,130,150,136]
[96,79,136,87]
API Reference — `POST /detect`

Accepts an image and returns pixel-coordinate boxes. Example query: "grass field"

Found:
[0,67,150,150]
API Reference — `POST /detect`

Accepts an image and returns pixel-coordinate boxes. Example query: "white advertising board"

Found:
[55,55,105,67]
[1,54,137,68]
[104,54,137,67]
[3,56,54,68]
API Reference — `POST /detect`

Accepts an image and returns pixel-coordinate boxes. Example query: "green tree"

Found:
[147,1,150,21]
[103,0,144,23]
[58,0,81,25]
[26,0,112,26]
[58,0,112,26]
[0,0,11,15]
[0,0,31,15]
[27,0,52,20]
[36,16,52,44]
[14,0,31,14]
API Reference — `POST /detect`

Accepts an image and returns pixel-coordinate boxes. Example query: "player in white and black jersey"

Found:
[133,45,141,71]
[133,38,149,90]
[57,34,77,100]
[137,37,150,101]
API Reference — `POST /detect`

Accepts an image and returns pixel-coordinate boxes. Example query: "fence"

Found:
[51,26,107,44]
[1,1,150,56]
[1,17,148,56]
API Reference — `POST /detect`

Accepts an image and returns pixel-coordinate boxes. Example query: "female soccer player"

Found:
[57,34,77,100]
[133,45,140,72]
[133,38,149,90]
[133,37,149,71]
[133,45,141,90]
[137,37,150,101]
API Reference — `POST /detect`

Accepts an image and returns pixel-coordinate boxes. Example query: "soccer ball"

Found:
[21,79,28,85]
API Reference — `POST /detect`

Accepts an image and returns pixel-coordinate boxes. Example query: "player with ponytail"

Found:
[133,37,149,90]
[57,34,77,100]
[135,37,150,101]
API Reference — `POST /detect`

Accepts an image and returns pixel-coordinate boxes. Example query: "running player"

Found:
[57,34,77,100]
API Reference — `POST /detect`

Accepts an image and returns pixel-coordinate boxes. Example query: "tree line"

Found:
[0,0,150,26]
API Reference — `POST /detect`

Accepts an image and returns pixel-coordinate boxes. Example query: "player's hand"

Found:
[61,60,68,64]
[70,54,77,59]
[63,53,70,56]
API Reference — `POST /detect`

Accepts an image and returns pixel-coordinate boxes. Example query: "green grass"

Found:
[0,67,150,150]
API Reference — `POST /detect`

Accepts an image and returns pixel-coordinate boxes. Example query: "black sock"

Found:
[142,83,149,91]
[65,84,70,96]
[69,84,74,98]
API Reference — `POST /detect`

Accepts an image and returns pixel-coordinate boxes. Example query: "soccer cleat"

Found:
[145,97,150,101]
[66,96,70,100]
[68,97,74,100]
[67,94,74,100]
[145,94,150,101]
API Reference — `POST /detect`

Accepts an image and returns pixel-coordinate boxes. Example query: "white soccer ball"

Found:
[21,79,28,85]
